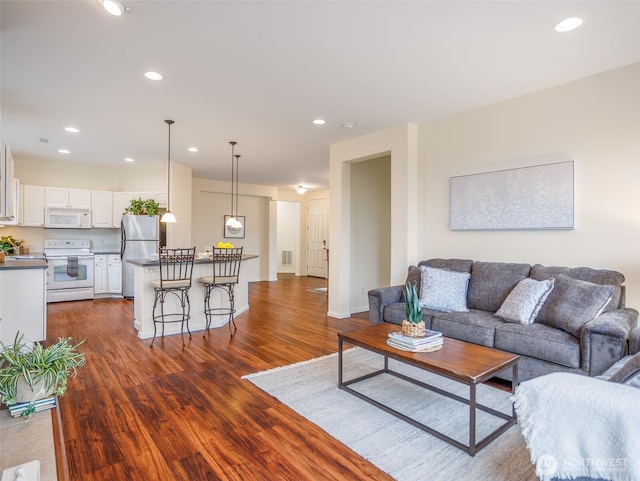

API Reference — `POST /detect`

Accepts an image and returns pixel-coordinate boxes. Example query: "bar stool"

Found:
[199,247,243,335]
[150,247,196,347]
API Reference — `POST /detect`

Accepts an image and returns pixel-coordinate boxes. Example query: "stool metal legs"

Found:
[151,287,192,347]
[203,283,238,336]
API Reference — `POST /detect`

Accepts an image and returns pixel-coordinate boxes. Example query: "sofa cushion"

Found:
[495,322,580,368]
[495,277,555,325]
[467,261,531,312]
[530,264,625,311]
[419,266,470,312]
[536,274,615,337]
[418,258,474,273]
[431,310,502,347]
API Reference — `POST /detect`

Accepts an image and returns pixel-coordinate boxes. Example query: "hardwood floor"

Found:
[47,275,391,481]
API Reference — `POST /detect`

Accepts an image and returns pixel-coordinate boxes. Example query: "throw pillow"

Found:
[536,274,615,337]
[608,352,640,384]
[405,265,422,299]
[495,277,555,325]
[419,266,470,312]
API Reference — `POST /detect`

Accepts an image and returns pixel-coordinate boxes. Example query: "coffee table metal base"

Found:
[338,339,518,456]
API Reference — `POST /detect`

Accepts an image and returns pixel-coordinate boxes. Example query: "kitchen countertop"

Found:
[0,258,48,270]
[126,254,257,267]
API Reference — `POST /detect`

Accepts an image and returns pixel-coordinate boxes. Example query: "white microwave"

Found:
[44,207,92,229]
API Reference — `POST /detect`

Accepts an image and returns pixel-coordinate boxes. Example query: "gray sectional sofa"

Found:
[368,259,639,381]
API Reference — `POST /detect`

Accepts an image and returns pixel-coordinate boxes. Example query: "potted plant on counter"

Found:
[0,235,25,255]
[0,333,86,419]
[123,198,159,216]
[402,281,425,337]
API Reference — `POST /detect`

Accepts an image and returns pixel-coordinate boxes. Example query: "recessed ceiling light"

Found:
[64,126,79,133]
[102,0,126,16]
[342,122,355,129]
[144,71,163,81]
[554,17,583,32]
[296,185,308,195]
[124,157,135,162]
[188,147,198,152]
[313,119,326,125]
[58,149,70,154]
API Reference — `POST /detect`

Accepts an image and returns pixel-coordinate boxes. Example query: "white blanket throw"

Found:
[513,372,640,481]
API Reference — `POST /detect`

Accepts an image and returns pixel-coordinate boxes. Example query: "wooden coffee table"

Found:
[337,323,519,456]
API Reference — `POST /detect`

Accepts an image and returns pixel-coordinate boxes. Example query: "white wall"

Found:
[165,160,192,248]
[350,155,391,313]
[14,157,165,191]
[191,177,279,282]
[276,201,300,274]
[420,62,640,308]
[329,123,418,318]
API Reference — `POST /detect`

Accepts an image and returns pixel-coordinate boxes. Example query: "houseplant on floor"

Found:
[402,281,425,337]
[0,333,86,419]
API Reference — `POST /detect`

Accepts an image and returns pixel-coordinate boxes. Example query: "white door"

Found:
[307,197,328,278]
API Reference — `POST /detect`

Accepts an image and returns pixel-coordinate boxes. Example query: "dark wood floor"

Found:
[47,275,392,481]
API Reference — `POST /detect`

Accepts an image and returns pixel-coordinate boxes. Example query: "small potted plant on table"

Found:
[402,281,425,337]
[0,333,86,419]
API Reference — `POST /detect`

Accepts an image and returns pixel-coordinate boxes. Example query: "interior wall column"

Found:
[328,123,418,318]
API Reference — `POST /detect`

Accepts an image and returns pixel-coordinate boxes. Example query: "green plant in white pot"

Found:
[402,281,425,337]
[0,333,86,418]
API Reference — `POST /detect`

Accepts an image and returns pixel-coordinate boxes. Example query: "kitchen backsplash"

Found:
[0,226,120,253]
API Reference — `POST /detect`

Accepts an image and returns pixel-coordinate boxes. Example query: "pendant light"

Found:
[160,120,177,223]
[225,141,242,234]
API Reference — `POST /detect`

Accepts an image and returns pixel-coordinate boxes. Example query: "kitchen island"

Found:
[126,254,258,340]
[0,257,48,345]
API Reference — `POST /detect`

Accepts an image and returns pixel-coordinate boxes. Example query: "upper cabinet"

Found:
[92,190,113,228]
[45,187,91,208]
[16,187,167,228]
[21,184,45,227]
[0,143,17,222]
[112,191,134,228]
[155,191,168,208]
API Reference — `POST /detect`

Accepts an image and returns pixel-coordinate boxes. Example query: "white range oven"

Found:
[44,239,95,303]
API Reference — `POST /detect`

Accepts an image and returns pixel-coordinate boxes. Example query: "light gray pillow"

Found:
[419,266,470,312]
[536,274,615,337]
[495,277,555,325]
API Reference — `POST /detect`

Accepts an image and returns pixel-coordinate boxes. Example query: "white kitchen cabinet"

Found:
[107,255,122,294]
[0,266,47,345]
[154,191,168,208]
[92,190,113,228]
[21,184,45,227]
[112,191,134,228]
[0,144,17,222]
[133,191,154,201]
[94,255,107,294]
[1,179,20,225]
[94,254,122,296]
[45,187,91,208]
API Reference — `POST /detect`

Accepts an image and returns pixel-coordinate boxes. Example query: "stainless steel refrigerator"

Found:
[120,215,159,298]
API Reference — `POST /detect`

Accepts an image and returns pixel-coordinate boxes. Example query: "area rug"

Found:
[243,348,538,481]
[307,287,328,294]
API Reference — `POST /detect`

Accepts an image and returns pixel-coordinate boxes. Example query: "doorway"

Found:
[307,197,328,278]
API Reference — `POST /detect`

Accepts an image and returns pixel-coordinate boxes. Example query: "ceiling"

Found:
[1,1,639,191]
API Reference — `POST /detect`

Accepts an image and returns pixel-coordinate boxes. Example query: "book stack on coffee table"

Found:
[387,329,443,352]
